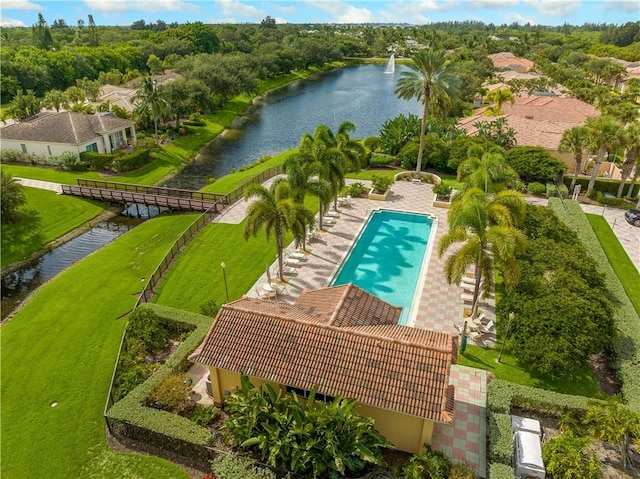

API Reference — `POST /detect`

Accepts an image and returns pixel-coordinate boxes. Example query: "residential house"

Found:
[0,111,136,158]
[488,52,535,73]
[189,284,457,454]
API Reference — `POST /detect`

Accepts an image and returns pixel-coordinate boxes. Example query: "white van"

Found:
[513,430,546,479]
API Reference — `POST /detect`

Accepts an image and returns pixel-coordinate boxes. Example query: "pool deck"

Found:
[215,178,488,477]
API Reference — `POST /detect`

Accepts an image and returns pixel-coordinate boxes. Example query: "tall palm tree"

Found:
[558,125,588,193]
[617,122,640,198]
[43,89,69,112]
[244,179,313,282]
[584,116,624,196]
[133,76,171,142]
[395,49,460,174]
[438,188,527,318]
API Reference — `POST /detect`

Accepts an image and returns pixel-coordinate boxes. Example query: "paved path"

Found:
[16,177,63,193]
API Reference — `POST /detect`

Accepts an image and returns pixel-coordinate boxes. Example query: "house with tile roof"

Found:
[190,283,457,454]
[0,111,136,159]
[488,52,535,73]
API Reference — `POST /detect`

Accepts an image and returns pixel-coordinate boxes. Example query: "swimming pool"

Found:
[331,209,434,325]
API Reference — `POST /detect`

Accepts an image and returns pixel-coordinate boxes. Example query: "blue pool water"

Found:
[331,210,433,325]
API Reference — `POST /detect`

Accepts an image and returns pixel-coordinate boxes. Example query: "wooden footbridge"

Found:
[61,179,228,214]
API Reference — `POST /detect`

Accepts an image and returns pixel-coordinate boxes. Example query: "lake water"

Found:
[165,64,422,189]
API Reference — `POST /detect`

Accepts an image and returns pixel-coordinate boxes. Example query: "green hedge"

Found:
[369,154,396,168]
[596,191,624,206]
[488,412,513,465]
[546,182,568,198]
[488,462,515,479]
[549,199,640,412]
[113,149,150,172]
[182,120,206,127]
[106,304,217,466]
[562,176,640,198]
[79,151,115,171]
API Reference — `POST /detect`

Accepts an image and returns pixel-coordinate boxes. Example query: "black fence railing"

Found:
[76,178,226,202]
[223,165,283,204]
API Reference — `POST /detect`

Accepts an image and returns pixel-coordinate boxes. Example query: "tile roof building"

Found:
[488,52,535,73]
[0,111,136,158]
[191,283,457,453]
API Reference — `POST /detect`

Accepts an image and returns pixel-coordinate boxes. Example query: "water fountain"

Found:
[384,53,395,74]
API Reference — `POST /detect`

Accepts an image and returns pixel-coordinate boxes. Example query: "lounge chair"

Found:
[288,252,307,260]
[254,287,270,300]
[284,257,302,267]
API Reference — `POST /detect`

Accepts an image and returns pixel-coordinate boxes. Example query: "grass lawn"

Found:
[587,213,640,315]
[0,214,197,479]
[457,345,599,398]
[1,187,104,267]
[346,169,398,181]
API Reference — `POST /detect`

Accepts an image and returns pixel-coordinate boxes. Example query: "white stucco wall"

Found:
[0,138,108,157]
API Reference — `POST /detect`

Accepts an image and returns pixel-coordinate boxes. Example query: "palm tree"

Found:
[395,49,460,174]
[617,122,640,198]
[133,76,171,142]
[438,188,527,318]
[584,116,624,196]
[43,89,69,112]
[483,87,515,116]
[456,146,519,194]
[558,125,588,193]
[244,179,312,282]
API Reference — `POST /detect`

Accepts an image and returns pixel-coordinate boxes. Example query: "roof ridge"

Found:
[327,283,353,326]
[349,325,454,354]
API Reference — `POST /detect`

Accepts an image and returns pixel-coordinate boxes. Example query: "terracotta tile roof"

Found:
[0,111,134,144]
[458,94,600,150]
[191,289,456,423]
[488,52,535,72]
[295,284,402,327]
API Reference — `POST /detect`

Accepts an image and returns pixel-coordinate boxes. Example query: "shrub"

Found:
[199,300,219,318]
[1,171,26,223]
[183,120,206,126]
[364,136,381,152]
[546,182,569,198]
[398,141,420,170]
[113,149,150,172]
[562,176,640,198]
[211,455,276,479]
[369,153,396,168]
[127,308,170,354]
[371,174,394,193]
[186,405,219,427]
[148,373,192,412]
[542,432,600,479]
[488,463,515,479]
[346,182,368,197]
[135,137,162,153]
[505,146,566,183]
[69,161,88,172]
[596,191,624,206]
[403,445,451,479]
[80,151,115,171]
[56,151,80,170]
[488,412,513,465]
[433,183,453,198]
[527,182,546,195]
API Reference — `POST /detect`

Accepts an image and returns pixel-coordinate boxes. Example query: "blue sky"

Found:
[1,0,638,28]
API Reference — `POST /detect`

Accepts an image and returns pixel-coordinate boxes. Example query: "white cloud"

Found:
[466,0,519,8]
[272,4,296,14]
[82,0,199,13]
[2,0,42,9]
[304,1,376,23]
[217,0,265,19]
[0,15,26,26]
[522,0,580,16]
[502,12,540,25]
[603,0,640,11]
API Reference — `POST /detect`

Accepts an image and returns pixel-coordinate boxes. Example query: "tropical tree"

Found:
[43,89,69,112]
[395,48,460,174]
[542,432,601,479]
[64,85,86,105]
[617,122,640,197]
[1,171,27,223]
[558,125,588,193]
[483,87,515,116]
[473,117,517,149]
[244,179,312,282]
[584,116,624,196]
[438,188,527,318]
[8,89,41,121]
[456,145,519,193]
[133,76,171,141]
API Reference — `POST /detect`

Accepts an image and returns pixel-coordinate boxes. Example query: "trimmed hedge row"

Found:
[106,303,218,467]
[546,182,568,198]
[79,149,150,172]
[549,198,640,412]
[488,463,516,479]
[114,149,150,172]
[596,191,624,206]
[562,176,640,198]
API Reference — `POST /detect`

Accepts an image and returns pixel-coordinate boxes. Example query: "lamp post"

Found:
[498,312,515,363]
[221,261,229,303]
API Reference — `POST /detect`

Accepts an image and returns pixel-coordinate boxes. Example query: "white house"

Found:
[0,111,136,158]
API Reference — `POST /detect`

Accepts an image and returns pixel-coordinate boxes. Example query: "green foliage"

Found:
[113,149,151,172]
[186,405,220,427]
[542,432,601,479]
[0,170,26,223]
[399,141,420,170]
[447,135,493,172]
[403,445,451,479]
[128,308,170,354]
[369,153,397,168]
[432,183,453,198]
[148,373,193,412]
[472,118,516,149]
[527,181,546,195]
[346,181,368,197]
[487,463,515,479]
[546,182,569,198]
[80,151,115,171]
[595,191,624,206]
[371,174,394,193]
[364,136,381,152]
[198,299,219,318]
[223,375,391,479]
[549,199,640,411]
[379,113,421,156]
[488,413,513,465]
[57,151,80,170]
[211,454,276,479]
[505,146,566,183]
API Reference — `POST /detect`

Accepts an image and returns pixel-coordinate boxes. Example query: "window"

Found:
[286,385,334,403]
[85,143,98,152]
[20,144,27,153]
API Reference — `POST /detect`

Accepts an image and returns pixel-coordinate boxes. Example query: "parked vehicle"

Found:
[512,416,545,479]
[625,209,640,227]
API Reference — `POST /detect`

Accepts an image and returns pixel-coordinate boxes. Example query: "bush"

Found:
[211,455,276,479]
[371,174,394,193]
[186,405,219,427]
[542,432,601,479]
[79,151,115,171]
[546,182,568,198]
[346,182,368,198]
[127,308,170,354]
[488,463,515,479]
[488,412,513,465]
[113,149,150,172]
[183,120,206,126]
[69,161,88,171]
[369,153,396,168]
[199,300,219,318]
[148,373,192,412]
[596,191,624,206]
[364,136,381,152]
[398,141,420,170]
[505,146,566,183]
[562,176,640,198]
[527,182,546,195]
[433,183,453,199]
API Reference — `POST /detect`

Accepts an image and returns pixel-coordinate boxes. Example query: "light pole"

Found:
[498,312,515,363]
[221,262,229,303]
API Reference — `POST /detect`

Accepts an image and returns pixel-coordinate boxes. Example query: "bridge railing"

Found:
[223,165,283,204]
[76,178,225,202]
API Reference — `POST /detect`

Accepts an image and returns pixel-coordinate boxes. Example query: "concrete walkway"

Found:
[16,177,63,193]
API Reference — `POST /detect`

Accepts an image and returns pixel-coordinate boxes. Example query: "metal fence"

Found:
[223,165,283,204]
[76,178,226,202]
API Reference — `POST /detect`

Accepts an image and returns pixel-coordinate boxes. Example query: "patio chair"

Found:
[284,257,302,267]
[337,196,348,206]
[288,251,307,260]
[254,287,270,300]
[346,195,352,205]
